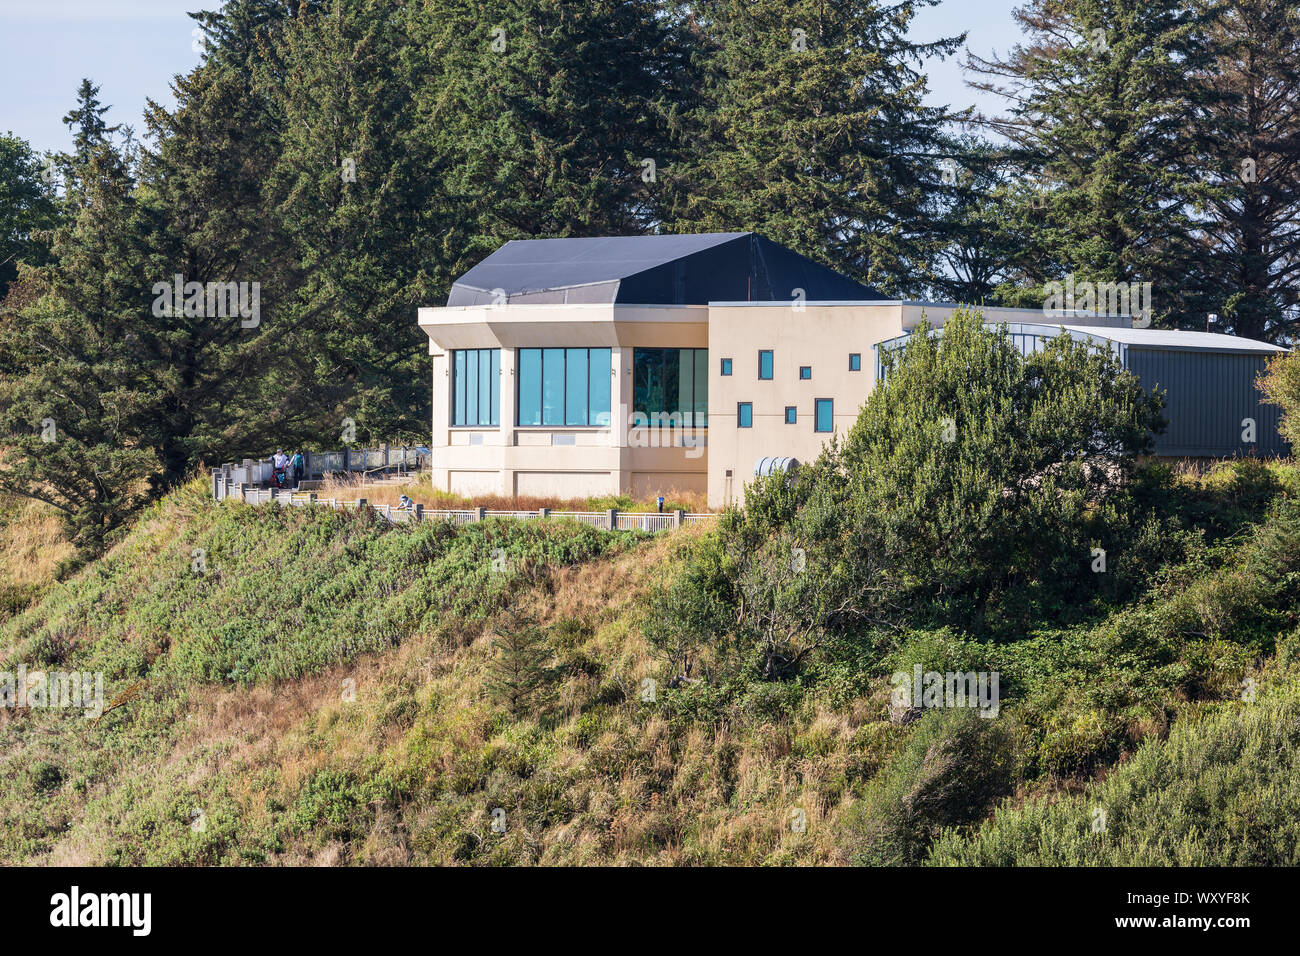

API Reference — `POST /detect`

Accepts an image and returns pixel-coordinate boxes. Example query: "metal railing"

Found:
[210,446,428,498]
[210,479,716,533]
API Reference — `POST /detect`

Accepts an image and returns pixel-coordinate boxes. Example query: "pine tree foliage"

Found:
[665,0,965,294]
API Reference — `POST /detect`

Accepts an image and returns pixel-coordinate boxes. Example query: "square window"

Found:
[758,350,773,380]
[815,398,834,433]
[849,353,861,371]
[737,402,753,428]
[721,357,733,376]
[799,366,811,380]
[785,406,797,424]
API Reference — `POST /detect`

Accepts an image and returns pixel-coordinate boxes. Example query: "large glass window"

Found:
[517,347,611,427]
[633,348,709,427]
[451,348,500,426]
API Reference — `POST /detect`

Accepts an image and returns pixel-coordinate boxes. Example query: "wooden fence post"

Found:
[673,509,685,529]
[606,508,618,530]
[538,507,550,520]
[475,506,486,522]
[414,503,424,521]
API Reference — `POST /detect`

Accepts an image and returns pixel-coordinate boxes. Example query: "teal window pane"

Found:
[565,348,589,426]
[694,349,708,428]
[633,348,659,419]
[815,398,833,433]
[721,357,732,376]
[799,366,811,380]
[662,350,680,425]
[759,350,773,380]
[542,348,565,426]
[518,349,541,425]
[453,350,466,426]
[478,350,490,425]
[634,348,708,427]
[465,350,479,425]
[849,353,861,371]
[738,402,752,428]
[785,406,797,424]
[589,348,611,426]
[677,349,694,427]
[490,349,500,425]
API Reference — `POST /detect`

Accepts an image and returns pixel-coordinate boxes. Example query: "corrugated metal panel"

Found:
[1128,348,1287,457]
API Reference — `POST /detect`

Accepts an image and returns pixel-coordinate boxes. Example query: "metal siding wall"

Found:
[1127,348,1287,457]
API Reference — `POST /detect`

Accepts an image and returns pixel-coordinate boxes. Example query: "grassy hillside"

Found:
[0,494,75,617]
[2,462,1298,865]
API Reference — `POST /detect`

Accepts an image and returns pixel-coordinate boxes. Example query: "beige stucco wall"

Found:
[418,304,709,501]
[705,304,905,507]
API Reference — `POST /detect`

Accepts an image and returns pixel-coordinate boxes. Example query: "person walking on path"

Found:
[291,450,306,488]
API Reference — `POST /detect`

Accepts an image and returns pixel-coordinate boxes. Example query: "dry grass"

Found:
[312,472,714,513]
[0,496,75,588]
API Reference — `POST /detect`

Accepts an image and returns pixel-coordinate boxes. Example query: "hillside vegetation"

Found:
[2,453,1298,866]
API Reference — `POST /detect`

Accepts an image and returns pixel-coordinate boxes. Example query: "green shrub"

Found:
[838,709,1018,865]
[1259,347,1300,449]
[929,692,1300,866]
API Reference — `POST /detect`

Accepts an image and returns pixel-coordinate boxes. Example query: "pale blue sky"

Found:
[0,0,1024,156]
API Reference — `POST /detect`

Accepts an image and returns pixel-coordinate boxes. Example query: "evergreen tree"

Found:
[0,133,60,303]
[486,613,552,716]
[271,0,459,443]
[432,0,693,261]
[926,138,1028,303]
[0,85,162,553]
[1185,0,1300,342]
[967,0,1214,325]
[663,0,964,295]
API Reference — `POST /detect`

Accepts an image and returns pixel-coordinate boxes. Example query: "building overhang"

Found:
[417,303,709,353]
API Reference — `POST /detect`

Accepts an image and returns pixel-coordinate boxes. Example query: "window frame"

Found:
[849,353,862,371]
[799,366,812,380]
[632,347,709,428]
[784,406,797,424]
[737,402,753,428]
[814,397,834,433]
[758,349,774,380]
[450,347,500,428]
[515,347,612,428]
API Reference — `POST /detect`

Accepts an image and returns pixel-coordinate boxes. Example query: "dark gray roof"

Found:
[446,232,880,306]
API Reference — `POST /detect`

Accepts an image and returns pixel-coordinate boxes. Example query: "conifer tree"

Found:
[0,133,60,302]
[1185,0,1300,342]
[966,0,1215,325]
[0,83,161,552]
[663,0,964,295]
[486,613,552,716]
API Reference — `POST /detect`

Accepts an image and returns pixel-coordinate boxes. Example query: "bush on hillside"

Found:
[837,709,1019,865]
[836,308,1165,631]
[928,690,1300,866]
[1259,347,1300,449]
